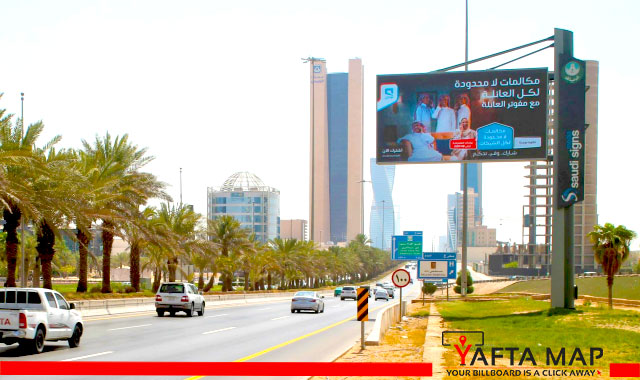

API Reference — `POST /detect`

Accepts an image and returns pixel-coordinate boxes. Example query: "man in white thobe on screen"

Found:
[432,95,456,133]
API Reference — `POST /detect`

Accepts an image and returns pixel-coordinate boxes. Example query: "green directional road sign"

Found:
[392,235,423,260]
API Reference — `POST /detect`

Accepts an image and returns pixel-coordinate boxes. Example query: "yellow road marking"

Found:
[180,300,394,379]
[234,302,390,362]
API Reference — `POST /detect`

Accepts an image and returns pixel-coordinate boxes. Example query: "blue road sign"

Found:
[421,278,449,283]
[391,235,423,261]
[403,231,423,236]
[417,258,457,280]
[423,252,456,260]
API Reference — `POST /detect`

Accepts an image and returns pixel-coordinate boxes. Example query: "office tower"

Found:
[461,163,482,225]
[309,58,363,244]
[207,172,280,243]
[369,158,395,250]
[522,61,598,272]
[280,219,308,241]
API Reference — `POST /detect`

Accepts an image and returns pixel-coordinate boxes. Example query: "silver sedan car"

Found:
[291,291,325,313]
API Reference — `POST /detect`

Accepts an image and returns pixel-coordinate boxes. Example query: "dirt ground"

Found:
[309,302,431,380]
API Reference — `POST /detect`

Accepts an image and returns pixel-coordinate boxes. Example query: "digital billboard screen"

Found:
[376,69,548,164]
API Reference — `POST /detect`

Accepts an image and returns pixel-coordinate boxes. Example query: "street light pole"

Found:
[20,92,26,288]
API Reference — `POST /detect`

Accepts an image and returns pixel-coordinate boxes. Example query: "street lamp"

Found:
[20,92,26,287]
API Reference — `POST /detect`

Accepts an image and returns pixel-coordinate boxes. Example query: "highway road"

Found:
[0,277,422,380]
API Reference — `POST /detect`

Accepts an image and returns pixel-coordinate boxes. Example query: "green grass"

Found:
[500,276,640,300]
[438,298,640,365]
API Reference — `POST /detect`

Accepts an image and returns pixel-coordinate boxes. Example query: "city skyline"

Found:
[1,1,638,249]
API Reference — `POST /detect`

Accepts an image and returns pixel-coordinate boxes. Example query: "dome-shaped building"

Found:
[207,172,280,243]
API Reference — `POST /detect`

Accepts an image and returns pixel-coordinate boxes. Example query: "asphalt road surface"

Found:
[0,278,421,380]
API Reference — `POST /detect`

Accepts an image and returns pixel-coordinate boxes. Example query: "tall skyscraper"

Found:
[309,58,363,244]
[461,163,482,225]
[522,61,598,272]
[369,158,395,250]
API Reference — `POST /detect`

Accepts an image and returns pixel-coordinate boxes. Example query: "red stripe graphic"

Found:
[610,363,640,377]
[0,361,432,376]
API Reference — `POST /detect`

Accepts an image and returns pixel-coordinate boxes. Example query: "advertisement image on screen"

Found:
[376,69,548,164]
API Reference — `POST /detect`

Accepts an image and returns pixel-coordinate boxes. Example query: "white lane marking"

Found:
[257,308,272,311]
[271,316,290,321]
[108,324,151,331]
[62,351,114,361]
[202,327,236,335]
[204,314,228,319]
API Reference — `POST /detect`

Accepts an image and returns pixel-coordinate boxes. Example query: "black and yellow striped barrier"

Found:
[356,287,368,322]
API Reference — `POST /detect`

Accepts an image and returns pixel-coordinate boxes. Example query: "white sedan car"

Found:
[374,288,389,301]
[291,291,325,313]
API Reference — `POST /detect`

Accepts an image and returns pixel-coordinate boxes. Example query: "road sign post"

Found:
[357,287,368,350]
[392,269,410,318]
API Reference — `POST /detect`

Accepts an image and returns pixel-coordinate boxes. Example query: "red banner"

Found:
[0,361,433,377]
[449,138,477,150]
[610,363,640,377]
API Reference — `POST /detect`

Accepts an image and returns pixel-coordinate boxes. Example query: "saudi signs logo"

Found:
[562,61,584,84]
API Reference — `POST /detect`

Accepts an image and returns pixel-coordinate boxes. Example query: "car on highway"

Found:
[340,286,357,301]
[0,287,83,354]
[374,288,389,301]
[334,286,343,297]
[155,282,205,317]
[383,285,395,298]
[291,291,325,313]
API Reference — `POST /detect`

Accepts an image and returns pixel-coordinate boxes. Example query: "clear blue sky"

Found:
[1,0,638,249]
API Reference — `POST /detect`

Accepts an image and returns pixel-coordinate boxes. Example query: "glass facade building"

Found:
[327,73,349,243]
[369,158,395,250]
[461,163,482,225]
[207,172,280,243]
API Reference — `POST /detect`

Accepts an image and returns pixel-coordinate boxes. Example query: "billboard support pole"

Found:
[551,29,575,309]
[460,0,469,298]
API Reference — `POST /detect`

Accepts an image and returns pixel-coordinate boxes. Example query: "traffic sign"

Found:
[403,231,423,236]
[423,252,456,260]
[356,288,368,321]
[417,259,457,280]
[391,235,423,260]
[392,269,411,288]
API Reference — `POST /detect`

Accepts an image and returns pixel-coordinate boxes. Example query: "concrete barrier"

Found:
[365,299,410,346]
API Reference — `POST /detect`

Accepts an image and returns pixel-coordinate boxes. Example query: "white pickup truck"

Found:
[0,287,84,354]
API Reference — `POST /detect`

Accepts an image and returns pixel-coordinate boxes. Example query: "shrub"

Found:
[503,261,518,268]
[124,286,137,293]
[89,285,101,293]
[453,271,474,294]
[422,283,438,296]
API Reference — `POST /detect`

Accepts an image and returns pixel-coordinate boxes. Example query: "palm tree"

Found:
[207,216,250,291]
[587,223,637,309]
[79,133,167,293]
[0,99,59,287]
[155,202,200,282]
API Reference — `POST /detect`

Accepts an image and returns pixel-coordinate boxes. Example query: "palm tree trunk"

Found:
[130,240,141,292]
[36,220,56,290]
[153,268,162,292]
[3,206,21,287]
[607,275,614,309]
[33,257,41,288]
[198,270,205,290]
[203,272,216,292]
[267,272,272,290]
[101,220,114,293]
[76,227,91,292]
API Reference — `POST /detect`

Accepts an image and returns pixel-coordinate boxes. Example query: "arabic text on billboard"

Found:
[376,69,548,164]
